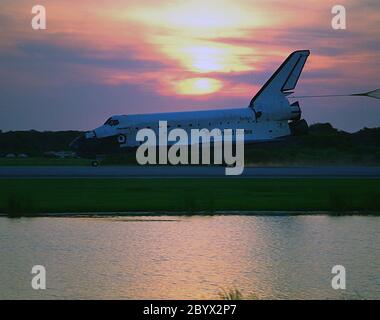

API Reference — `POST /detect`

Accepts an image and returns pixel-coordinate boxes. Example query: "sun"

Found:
[120,0,258,73]
[176,78,222,95]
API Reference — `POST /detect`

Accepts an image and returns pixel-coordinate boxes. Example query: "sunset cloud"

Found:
[0,0,379,131]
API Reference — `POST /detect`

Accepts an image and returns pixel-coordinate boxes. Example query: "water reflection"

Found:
[0,215,379,299]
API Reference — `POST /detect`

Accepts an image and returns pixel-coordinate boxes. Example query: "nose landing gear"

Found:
[90,156,105,167]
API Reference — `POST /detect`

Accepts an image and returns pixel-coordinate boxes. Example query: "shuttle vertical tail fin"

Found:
[249,50,310,110]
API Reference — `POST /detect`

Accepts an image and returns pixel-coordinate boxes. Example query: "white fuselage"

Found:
[92,107,292,148]
[72,51,310,156]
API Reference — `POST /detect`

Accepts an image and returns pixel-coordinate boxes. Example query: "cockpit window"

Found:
[104,118,120,126]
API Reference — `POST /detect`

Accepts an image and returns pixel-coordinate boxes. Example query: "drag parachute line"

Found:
[290,89,380,100]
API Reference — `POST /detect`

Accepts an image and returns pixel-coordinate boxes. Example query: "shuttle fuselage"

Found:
[70,50,310,158]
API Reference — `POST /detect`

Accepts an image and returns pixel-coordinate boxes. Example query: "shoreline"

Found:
[1,210,379,218]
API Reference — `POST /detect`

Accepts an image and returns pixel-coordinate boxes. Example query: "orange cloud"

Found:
[1,0,379,99]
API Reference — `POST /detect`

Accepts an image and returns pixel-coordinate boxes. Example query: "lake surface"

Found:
[0,215,379,299]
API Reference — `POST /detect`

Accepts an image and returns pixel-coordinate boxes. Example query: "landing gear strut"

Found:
[90,156,105,167]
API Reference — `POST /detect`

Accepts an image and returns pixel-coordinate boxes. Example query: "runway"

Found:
[1,166,380,178]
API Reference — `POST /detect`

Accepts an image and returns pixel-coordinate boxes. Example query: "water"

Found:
[0,215,379,299]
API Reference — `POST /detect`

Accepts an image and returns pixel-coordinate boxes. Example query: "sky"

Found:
[0,0,379,132]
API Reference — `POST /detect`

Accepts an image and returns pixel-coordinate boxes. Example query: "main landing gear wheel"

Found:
[91,160,99,167]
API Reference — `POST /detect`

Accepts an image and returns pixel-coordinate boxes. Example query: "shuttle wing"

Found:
[249,50,310,109]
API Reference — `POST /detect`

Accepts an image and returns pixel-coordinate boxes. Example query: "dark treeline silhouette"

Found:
[0,130,81,156]
[244,123,380,165]
[0,123,380,165]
